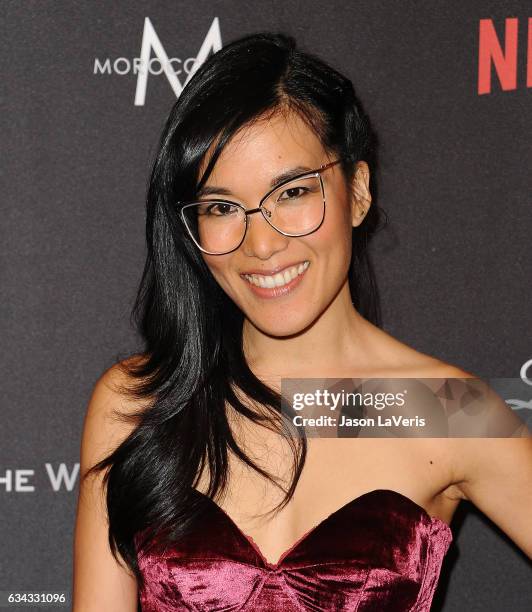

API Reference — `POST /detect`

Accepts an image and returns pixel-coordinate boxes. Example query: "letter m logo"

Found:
[135,17,222,106]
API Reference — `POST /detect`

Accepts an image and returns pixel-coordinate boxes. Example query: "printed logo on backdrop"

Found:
[478,17,532,94]
[93,17,222,105]
[0,463,79,493]
[508,358,532,410]
[520,358,532,386]
[93,17,532,101]
[489,359,532,431]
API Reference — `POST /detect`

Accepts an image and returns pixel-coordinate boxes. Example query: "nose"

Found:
[241,209,289,259]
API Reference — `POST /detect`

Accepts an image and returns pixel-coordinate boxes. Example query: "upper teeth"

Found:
[244,261,310,288]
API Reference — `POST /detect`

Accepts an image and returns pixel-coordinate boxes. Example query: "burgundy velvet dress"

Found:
[135,488,452,611]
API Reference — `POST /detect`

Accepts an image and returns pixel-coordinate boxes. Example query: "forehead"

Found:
[199,109,326,182]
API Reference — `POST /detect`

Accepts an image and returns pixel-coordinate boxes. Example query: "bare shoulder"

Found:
[79,354,152,478]
[365,320,475,378]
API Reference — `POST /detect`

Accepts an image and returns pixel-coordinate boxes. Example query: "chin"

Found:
[246,309,316,339]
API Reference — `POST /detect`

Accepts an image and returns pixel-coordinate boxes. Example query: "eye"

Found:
[277,186,310,201]
[203,202,239,216]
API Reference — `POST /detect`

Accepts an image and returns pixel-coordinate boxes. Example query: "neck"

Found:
[242,281,373,380]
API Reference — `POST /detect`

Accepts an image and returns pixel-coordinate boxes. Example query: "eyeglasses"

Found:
[178,159,342,255]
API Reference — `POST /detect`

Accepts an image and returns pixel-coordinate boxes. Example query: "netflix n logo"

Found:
[478,17,532,94]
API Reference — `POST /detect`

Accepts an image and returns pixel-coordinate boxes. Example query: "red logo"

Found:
[478,17,532,94]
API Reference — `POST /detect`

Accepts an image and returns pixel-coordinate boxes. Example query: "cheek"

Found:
[311,199,353,256]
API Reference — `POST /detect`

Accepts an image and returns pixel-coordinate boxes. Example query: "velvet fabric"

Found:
[135,488,452,611]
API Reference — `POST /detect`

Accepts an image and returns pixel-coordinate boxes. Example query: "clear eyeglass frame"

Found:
[178,158,342,255]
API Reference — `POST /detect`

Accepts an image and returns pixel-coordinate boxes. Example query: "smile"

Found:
[243,261,310,288]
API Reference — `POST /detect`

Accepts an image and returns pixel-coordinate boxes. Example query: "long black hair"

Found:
[85,31,385,589]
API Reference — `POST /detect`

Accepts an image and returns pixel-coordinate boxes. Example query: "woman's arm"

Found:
[454,436,532,557]
[72,364,140,612]
[447,368,532,558]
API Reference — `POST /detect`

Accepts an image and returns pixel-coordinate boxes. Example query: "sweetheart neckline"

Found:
[191,487,452,569]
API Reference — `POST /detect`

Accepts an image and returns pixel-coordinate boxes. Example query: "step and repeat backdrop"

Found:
[2,1,531,610]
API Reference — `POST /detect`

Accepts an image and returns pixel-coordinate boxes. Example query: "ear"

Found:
[350,161,372,227]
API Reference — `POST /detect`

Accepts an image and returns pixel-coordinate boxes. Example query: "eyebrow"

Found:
[196,165,314,198]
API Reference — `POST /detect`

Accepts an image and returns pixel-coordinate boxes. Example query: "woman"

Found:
[73,32,532,611]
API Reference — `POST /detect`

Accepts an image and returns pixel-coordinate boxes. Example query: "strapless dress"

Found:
[135,488,453,611]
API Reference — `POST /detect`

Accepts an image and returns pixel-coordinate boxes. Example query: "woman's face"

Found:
[197,109,371,337]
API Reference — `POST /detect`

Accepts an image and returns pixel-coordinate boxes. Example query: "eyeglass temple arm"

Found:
[319,159,342,171]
